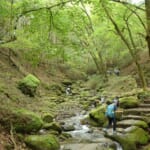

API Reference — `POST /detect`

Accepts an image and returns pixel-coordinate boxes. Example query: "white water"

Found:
[63,113,123,150]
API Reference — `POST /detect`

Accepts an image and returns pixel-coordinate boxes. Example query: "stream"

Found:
[60,112,123,150]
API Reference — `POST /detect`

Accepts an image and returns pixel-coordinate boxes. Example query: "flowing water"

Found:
[61,112,123,150]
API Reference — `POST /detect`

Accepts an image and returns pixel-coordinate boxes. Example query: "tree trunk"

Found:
[145,0,150,57]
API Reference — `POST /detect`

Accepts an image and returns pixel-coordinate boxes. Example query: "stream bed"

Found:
[60,112,122,150]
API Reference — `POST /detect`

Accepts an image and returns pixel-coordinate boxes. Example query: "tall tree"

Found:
[145,0,150,57]
[100,0,147,89]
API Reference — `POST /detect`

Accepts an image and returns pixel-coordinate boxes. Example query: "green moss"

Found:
[126,127,149,145]
[20,74,40,87]
[43,122,62,133]
[138,90,150,100]
[0,106,43,133]
[13,109,43,133]
[42,113,54,123]
[89,105,107,126]
[135,121,148,129]
[25,134,60,150]
[107,135,136,150]
[18,74,40,96]
[120,96,139,108]
[0,82,6,93]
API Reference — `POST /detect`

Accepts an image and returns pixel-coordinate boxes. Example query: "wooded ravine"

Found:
[0,0,150,150]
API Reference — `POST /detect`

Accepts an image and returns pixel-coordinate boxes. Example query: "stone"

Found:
[25,134,60,150]
[119,96,139,109]
[18,74,40,97]
[89,104,107,126]
[117,119,148,129]
[42,113,54,123]
[0,106,43,133]
[43,122,62,133]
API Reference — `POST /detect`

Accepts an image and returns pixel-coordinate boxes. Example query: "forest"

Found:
[0,0,150,150]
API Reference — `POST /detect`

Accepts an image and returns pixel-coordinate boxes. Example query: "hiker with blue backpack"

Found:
[104,97,119,134]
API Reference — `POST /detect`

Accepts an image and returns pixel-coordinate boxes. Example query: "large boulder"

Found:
[125,126,149,145]
[89,104,107,126]
[25,134,60,150]
[107,134,136,150]
[0,107,43,133]
[18,74,40,97]
[119,96,139,108]
[106,126,149,150]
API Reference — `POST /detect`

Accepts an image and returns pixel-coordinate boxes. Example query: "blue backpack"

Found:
[105,103,117,118]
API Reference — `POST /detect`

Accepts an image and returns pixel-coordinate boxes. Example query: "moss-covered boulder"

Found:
[107,134,136,150]
[18,74,40,97]
[43,122,62,134]
[126,127,149,145]
[42,113,54,123]
[0,107,43,133]
[106,126,149,150]
[89,104,107,126]
[25,134,60,150]
[119,96,139,108]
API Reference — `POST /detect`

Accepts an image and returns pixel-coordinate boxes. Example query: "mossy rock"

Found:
[42,113,54,123]
[119,96,139,108]
[107,134,136,150]
[0,107,43,133]
[59,132,72,140]
[81,116,100,127]
[43,122,62,134]
[89,104,107,126]
[25,134,60,150]
[126,127,149,145]
[138,90,150,100]
[107,126,149,150]
[18,74,40,97]
[135,120,148,129]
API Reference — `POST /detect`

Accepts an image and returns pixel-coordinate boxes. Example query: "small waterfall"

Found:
[62,113,123,150]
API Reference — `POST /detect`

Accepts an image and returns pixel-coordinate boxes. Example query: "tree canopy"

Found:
[0,0,149,87]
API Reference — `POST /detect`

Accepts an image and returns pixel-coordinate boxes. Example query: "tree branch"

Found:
[110,0,145,11]
[124,5,146,30]
[17,0,76,19]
